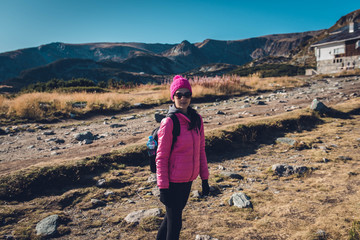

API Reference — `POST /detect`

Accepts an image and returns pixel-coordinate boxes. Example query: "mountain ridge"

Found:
[1,9,359,91]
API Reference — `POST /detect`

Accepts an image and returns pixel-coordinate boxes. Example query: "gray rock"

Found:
[104,190,114,197]
[122,115,136,121]
[74,131,94,141]
[337,156,352,161]
[315,229,326,239]
[124,208,162,224]
[90,199,106,208]
[192,190,201,198]
[147,173,157,183]
[241,104,251,108]
[36,214,59,236]
[195,235,219,240]
[96,179,106,187]
[110,124,124,128]
[133,103,143,107]
[310,99,329,114]
[218,165,225,170]
[272,164,308,176]
[229,192,252,208]
[276,137,297,146]
[254,100,266,105]
[43,130,55,136]
[82,139,93,144]
[293,166,308,175]
[221,171,243,180]
[152,186,160,197]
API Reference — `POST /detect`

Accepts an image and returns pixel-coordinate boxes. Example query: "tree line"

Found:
[22,78,138,92]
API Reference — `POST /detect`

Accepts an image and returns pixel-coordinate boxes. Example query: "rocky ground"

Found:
[0,76,359,176]
[0,76,360,239]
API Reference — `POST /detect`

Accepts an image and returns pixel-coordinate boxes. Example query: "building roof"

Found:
[312,23,360,47]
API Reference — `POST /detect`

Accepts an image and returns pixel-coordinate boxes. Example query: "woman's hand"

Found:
[202,180,210,196]
[160,189,170,205]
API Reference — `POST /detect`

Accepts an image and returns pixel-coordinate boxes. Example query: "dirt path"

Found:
[0,76,359,175]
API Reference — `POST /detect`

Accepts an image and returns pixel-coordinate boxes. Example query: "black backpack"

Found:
[149,113,180,173]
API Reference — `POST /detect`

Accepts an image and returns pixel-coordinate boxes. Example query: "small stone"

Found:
[104,190,114,197]
[192,190,201,198]
[315,230,326,239]
[96,179,106,187]
[43,130,55,136]
[90,199,106,208]
[195,235,219,240]
[152,186,160,197]
[147,173,157,183]
[218,165,225,170]
[337,156,352,161]
[221,171,243,180]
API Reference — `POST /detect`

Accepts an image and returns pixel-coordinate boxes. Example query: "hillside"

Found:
[0,31,321,91]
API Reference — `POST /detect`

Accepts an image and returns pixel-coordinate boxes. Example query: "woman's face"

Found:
[173,88,192,113]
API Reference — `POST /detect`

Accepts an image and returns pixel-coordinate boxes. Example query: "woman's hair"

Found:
[187,107,201,132]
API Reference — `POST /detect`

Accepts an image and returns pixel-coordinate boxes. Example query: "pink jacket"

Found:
[156,112,209,189]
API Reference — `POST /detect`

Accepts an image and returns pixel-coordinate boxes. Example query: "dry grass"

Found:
[0,76,306,121]
[1,98,359,239]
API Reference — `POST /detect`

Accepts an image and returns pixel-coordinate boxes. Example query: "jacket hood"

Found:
[168,104,191,120]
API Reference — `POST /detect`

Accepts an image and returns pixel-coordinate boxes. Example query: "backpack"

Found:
[149,113,180,173]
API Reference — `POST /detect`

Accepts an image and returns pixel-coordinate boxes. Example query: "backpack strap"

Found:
[168,113,180,150]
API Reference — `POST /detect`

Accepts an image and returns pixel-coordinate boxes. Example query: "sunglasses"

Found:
[174,92,192,99]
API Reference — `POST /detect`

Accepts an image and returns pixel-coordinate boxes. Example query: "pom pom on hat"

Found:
[170,75,192,100]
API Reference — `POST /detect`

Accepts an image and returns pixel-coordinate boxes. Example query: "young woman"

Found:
[156,75,210,240]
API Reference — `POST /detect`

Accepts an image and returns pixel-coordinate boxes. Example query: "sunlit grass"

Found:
[0,75,306,120]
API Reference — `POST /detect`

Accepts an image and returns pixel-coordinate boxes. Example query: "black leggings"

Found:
[156,182,192,240]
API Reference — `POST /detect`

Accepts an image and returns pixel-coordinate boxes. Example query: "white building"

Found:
[311,22,360,74]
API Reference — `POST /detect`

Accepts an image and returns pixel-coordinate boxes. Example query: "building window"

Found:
[334,47,345,54]
[356,40,360,49]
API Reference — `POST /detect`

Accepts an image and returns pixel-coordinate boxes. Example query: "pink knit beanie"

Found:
[170,75,192,100]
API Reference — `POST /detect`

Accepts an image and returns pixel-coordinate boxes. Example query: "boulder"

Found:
[124,208,162,224]
[73,131,94,141]
[35,214,59,236]
[310,99,329,114]
[221,171,243,180]
[272,164,308,176]
[276,137,296,146]
[229,192,252,208]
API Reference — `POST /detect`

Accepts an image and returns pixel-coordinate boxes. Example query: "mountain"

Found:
[1,9,359,91]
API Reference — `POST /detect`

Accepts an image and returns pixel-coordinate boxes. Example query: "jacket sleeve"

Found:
[156,117,174,189]
[199,115,209,180]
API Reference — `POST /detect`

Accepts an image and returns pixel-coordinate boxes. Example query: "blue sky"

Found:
[0,0,359,53]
